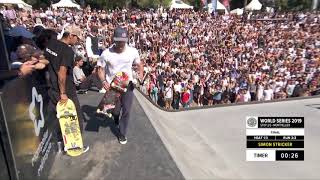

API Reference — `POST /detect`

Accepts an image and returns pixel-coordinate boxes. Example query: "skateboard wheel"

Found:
[123,89,127,92]
[111,82,115,87]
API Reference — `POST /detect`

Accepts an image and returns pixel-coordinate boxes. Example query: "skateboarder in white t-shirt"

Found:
[97,27,144,144]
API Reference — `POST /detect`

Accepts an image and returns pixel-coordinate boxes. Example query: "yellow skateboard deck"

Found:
[56,99,84,157]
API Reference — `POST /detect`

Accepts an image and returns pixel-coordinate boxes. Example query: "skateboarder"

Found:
[97,27,144,144]
[44,25,89,153]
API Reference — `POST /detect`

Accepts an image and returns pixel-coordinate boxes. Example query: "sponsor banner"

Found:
[0,73,57,179]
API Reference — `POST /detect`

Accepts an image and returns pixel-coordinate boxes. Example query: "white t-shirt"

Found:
[73,66,85,86]
[174,84,182,93]
[164,87,173,99]
[275,81,284,88]
[263,89,274,101]
[98,44,141,83]
[244,91,251,102]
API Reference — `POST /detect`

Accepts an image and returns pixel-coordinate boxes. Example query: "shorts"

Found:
[165,98,172,102]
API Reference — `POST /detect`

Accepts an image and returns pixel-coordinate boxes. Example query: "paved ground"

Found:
[49,89,320,180]
[136,91,320,180]
[49,91,184,180]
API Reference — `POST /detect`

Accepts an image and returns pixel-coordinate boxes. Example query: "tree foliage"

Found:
[229,0,314,11]
[136,0,171,9]
[25,0,50,9]
[23,0,316,10]
[87,0,172,10]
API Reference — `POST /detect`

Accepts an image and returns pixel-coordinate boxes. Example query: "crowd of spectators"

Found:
[1,5,319,109]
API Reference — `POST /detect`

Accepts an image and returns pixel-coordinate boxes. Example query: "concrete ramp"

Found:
[135,90,320,180]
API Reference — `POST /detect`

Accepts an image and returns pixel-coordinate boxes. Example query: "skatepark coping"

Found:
[135,87,320,112]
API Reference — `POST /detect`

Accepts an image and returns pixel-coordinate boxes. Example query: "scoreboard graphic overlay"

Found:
[246,117,304,161]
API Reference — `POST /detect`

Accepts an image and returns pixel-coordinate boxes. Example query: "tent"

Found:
[230,8,243,15]
[170,0,193,10]
[0,0,32,10]
[266,7,274,13]
[245,0,262,11]
[52,0,81,9]
[208,1,228,14]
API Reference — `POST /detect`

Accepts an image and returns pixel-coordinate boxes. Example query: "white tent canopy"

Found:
[245,0,262,11]
[230,8,243,15]
[0,0,32,10]
[170,0,193,10]
[52,0,81,9]
[208,1,228,14]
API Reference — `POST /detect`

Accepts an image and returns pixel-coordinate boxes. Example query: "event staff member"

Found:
[85,26,100,75]
[44,25,89,153]
[97,27,144,145]
[86,26,100,58]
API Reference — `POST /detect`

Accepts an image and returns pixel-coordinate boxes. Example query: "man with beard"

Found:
[44,25,89,153]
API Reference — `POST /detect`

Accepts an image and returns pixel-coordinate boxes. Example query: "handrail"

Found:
[135,87,320,112]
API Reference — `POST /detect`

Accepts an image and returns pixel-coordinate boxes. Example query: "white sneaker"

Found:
[118,134,127,145]
[82,146,90,153]
[99,89,106,93]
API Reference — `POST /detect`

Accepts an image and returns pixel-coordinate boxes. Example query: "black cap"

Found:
[113,27,128,42]
[33,25,45,37]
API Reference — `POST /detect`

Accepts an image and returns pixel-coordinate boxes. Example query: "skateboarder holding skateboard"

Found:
[97,27,144,144]
[44,25,89,153]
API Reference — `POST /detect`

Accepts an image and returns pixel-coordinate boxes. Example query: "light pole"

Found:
[244,0,248,11]
[312,0,319,10]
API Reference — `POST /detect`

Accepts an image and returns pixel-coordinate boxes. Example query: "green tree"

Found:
[25,0,50,8]
[273,0,313,10]
[85,0,171,10]
[274,0,288,10]
[230,0,244,9]
[288,0,312,10]
[136,0,171,9]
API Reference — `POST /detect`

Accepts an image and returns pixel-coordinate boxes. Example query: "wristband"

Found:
[102,80,107,83]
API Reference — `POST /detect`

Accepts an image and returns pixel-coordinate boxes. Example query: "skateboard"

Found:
[97,72,130,117]
[56,99,84,157]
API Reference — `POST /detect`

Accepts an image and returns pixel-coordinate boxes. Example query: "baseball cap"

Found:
[113,27,128,42]
[33,25,45,37]
[9,26,34,39]
[65,25,82,38]
[16,44,43,62]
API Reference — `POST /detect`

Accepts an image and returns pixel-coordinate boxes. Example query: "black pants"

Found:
[250,92,256,101]
[48,89,84,142]
[82,61,94,77]
[78,73,103,90]
[113,82,134,136]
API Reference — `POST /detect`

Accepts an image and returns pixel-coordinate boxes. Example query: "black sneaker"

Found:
[118,134,127,145]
